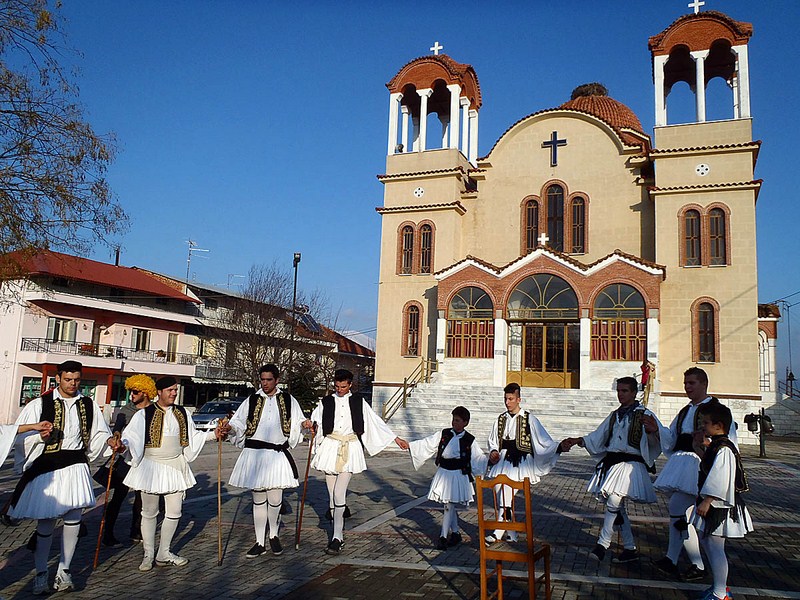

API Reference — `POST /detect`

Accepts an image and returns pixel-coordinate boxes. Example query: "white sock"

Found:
[252,491,268,546]
[267,489,283,539]
[58,511,82,572]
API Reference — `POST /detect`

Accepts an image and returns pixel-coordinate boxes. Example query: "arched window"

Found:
[507,274,578,320]
[419,224,433,274]
[403,303,421,356]
[546,185,564,251]
[709,208,726,266]
[571,197,585,253]
[684,209,701,266]
[590,284,646,361]
[524,199,539,252]
[446,287,494,358]
[400,225,414,274]
[697,302,716,362]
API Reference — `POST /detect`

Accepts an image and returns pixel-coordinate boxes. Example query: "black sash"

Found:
[321,394,364,438]
[674,433,695,452]
[435,429,475,476]
[594,451,646,483]
[244,439,298,479]
[500,439,529,468]
[10,449,87,508]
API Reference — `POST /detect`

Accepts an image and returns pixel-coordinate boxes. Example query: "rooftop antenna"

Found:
[185,239,209,283]
[227,274,245,289]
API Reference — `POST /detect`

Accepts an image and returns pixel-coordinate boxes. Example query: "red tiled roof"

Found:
[375,201,466,215]
[649,141,761,155]
[560,94,643,134]
[758,303,780,319]
[377,167,466,180]
[319,325,375,358]
[1,250,199,303]
[386,54,482,109]
[648,179,762,192]
[648,10,753,52]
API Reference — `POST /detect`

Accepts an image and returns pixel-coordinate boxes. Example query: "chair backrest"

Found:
[476,474,535,562]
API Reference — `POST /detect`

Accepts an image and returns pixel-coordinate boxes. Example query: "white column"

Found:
[460,98,470,156]
[691,50,709,123]
[493,314,508,386]
[579,314,591,389]
[436,312,447,365]
[730,73,740,119]
[654,55,668,127]
[412,116,420,151]
[768,338,777,392]
[439,114,449,148]
[417,88,432,152]
[447,84,461,150]
[647,312,659,393]
[400,105,410,153]
[468,109,479,164]
[732,44,751,119]
[387,92,402,155]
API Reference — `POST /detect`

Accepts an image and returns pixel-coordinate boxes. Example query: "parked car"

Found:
[192,397,245,431]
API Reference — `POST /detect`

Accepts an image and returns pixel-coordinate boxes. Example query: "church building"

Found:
[372,9,780,431]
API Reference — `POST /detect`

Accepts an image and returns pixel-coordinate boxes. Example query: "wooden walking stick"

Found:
[217,418,228,566]
[295,426,316,550]
[93,438,119,569]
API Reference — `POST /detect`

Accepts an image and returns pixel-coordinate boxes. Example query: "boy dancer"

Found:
[650,367,738,581]
[223,364,305,558]
[8,360,122,594]
[406,406,487,549]
[485,382,562,545]
[302,369,408,555]
[121,376,223,571]
[562,377,662,563]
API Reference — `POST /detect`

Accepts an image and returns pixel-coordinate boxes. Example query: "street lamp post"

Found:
[288,253,301,384]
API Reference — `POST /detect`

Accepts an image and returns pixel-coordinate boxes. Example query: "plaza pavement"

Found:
[1,436,799,599]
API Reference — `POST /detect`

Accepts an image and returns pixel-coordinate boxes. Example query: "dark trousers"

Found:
[105,482,142,539]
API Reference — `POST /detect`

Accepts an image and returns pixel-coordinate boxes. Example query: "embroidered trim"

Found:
[246,392,292,439]
[44,397,64,454]
[245,394,264,437]
[146,406,164,449]
[497,412,532,454]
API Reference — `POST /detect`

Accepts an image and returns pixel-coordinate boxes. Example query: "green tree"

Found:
[0,0,126,276]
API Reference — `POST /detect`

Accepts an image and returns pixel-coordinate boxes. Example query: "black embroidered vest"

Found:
[697,435,749,535]
[245,391,292,438]
[321,393,364,437]
[604,403,646,450]
[496,411,532,454]
[435,429,475,475]
[674,396,720,452]
[144,403,189,448]
[40,390,94,454]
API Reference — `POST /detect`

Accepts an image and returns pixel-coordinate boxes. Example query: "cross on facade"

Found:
[430,41,443,55]
[542,131,567,167]
[688,0,705,14]
[538,232,550,247]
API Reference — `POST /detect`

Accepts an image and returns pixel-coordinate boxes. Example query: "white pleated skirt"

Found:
[428,467,474,505]
[688,503,754,538]
[229,448,299,490]
[8,463,96,520]
[487,454,542,485]
[654,451,700,495]
[587,461,657,503]
[124,456,196,495]
[311,437,367,475]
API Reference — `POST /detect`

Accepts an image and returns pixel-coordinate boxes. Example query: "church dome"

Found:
[559,83,644,134]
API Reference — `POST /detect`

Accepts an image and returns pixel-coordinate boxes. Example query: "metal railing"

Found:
[20,338,198,366]
[778,379,800,401]
[382,358,437,421]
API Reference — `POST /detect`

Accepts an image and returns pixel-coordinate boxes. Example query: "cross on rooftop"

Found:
[688,0,705,14]
[542,131,567,167]
[430,41,443,55]
[538,233,550,247]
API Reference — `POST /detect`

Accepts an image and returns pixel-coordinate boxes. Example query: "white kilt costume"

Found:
[582,406,661,503]
[688,444,753,538]
[655,397,739,495]
[310,393,396,474]
[409,429,487,505]
[122,405,213,494]
[9,391,112,520]
[1,423,16,466]
[487,410,560,484]
[227,390,304,490]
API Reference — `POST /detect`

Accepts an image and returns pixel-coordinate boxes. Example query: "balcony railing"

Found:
[21,338,198,366]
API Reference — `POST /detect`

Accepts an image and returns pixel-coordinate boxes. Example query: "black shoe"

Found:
[325,508,333,521]
[448,532,462,547]
[653,556,680,579]
[325,538,343,555]
[343,505,351,519]
[682,564,707,582]
[246,543,267,559]
[78,522,88,538]
[268,536,283,556]
[436,536,448,550]
[612,548,639,564]
[0,514,17,527]
[103,535,122,548]
[589,544,606,561]
[130,532,142,543]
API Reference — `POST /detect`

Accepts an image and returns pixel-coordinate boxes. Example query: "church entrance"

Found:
[506,274,580,389]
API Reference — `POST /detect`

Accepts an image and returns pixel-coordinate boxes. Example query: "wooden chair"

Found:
[476,475,551,600]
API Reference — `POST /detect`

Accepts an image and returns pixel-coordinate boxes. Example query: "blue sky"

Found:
[56,1,800,373]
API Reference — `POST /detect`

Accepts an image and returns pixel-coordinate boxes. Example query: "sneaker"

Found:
[103,534,123,548]
[246,543,267,558]
[130,532,142,543]
[268,536,283,556]
[589,544,606,561]
[694,589,727,600]
[32,571,49,595]
[506,531,518,543]
[138,555,154,572]
[683,564,707,582]
[53,569,74,592]
[325,538,343,555]
[484,533,501,547]
[436,536,448,550]
[612,548,639,564]
[155,552,189,567]
[448,532,462,547]
[653,556,680,579]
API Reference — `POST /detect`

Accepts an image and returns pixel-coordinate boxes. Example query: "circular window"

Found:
[413,187,425,198]
[695,164,710,176]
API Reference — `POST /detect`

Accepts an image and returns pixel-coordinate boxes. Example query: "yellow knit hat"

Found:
[124,374,157,400]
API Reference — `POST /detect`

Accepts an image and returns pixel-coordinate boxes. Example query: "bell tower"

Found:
[385,43,482,163]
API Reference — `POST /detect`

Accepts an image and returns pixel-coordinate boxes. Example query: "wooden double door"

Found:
[507,322,579,388]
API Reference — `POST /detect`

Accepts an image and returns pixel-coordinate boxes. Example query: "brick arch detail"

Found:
[443,282,497,318]
[587,279,652,314]
[396,220,417,275]
[678,203,704,267]
[401,300,424,356]
[705,202,732,266]
[690,296,721,363]
[566,191,590,255]
[519,195,541,255]
[500,267,586,315]
[416,220,437,274]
